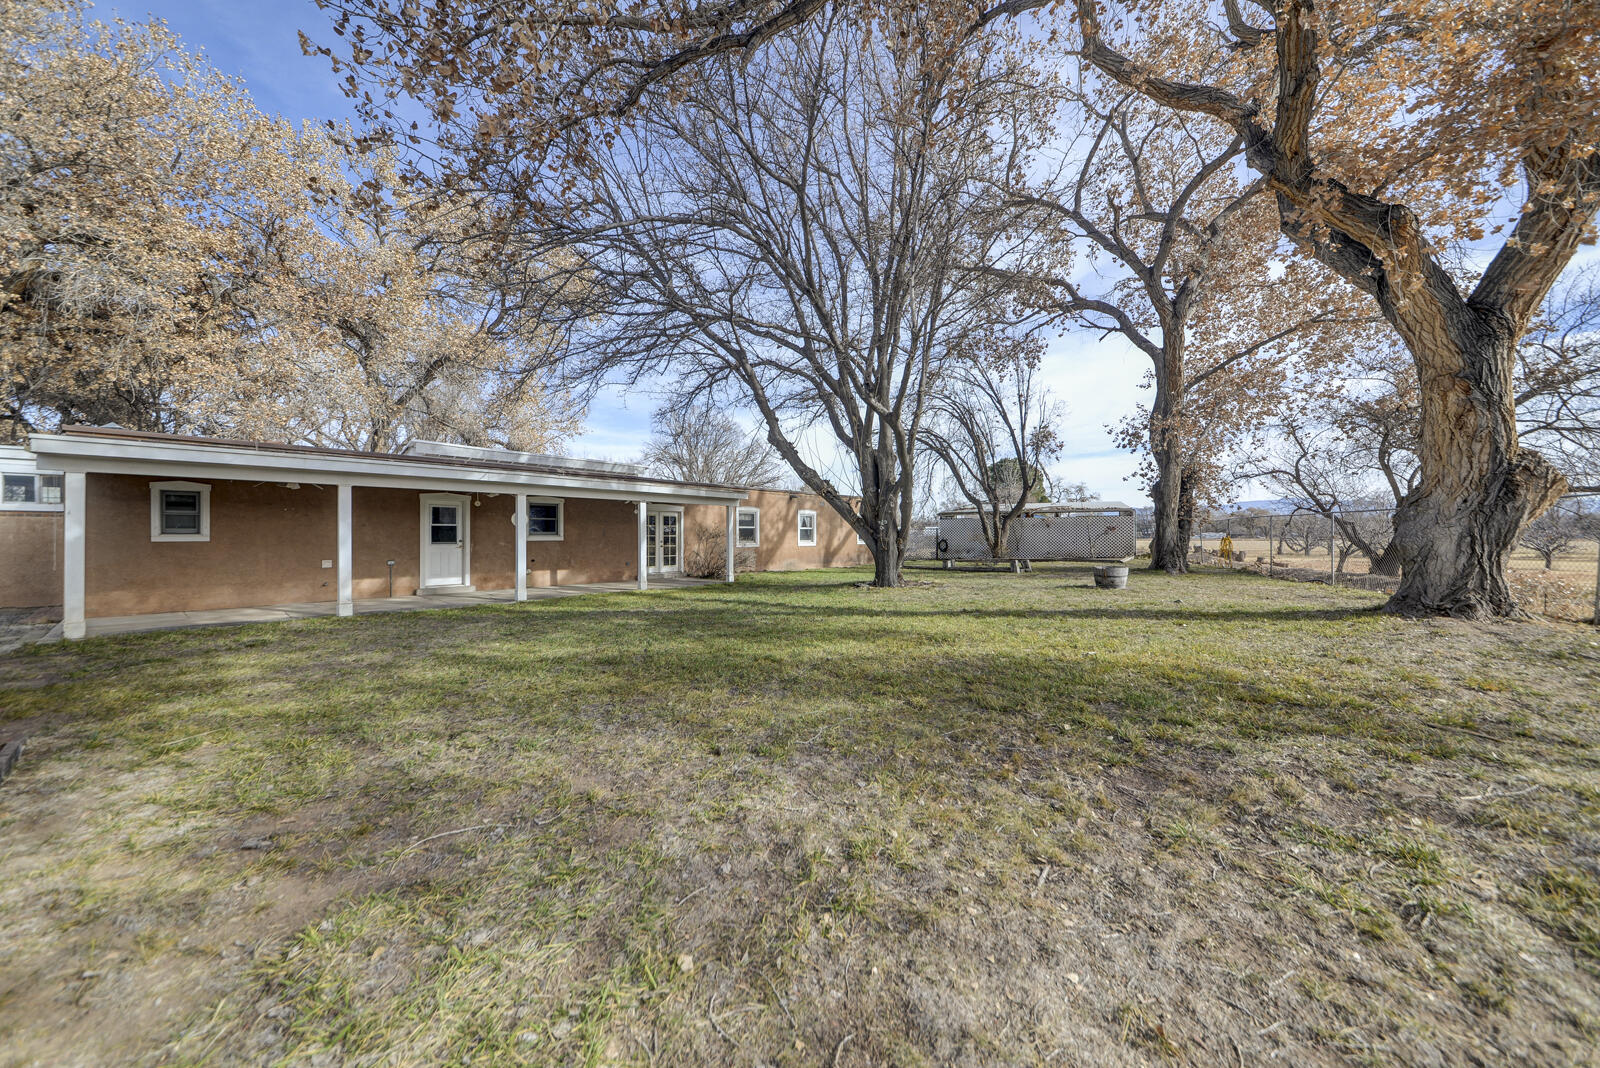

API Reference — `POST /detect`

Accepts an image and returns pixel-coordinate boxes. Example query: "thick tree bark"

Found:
[1388,320,1566,615]
[871,536,904,587]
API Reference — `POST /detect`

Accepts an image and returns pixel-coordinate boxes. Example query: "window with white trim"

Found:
[527,498,564,540]
[797,510,817,546]
[1,471,63,510]
[736,507,760,547]
[150,481,211,542]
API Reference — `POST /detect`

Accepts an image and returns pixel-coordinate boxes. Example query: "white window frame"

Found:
[736,507,761,547]
[150,480,211,542]
[797,509,817,546]
[1,470,64,512]
[526,497,564,541]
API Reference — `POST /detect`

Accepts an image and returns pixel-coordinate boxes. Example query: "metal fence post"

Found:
[1267,513,1274,575]
[1329,512,1337,587]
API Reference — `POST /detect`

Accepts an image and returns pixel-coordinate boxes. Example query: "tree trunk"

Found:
[1146,352,1188,573]
[1387,322,1566,617]
[871,535,903,588]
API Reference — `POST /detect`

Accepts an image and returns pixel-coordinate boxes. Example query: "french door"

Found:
[647,508,682,575]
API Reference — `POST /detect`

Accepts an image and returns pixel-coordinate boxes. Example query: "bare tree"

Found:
[538,16,1041,585]
[1517,264,1600,494]
[1006,81,1363,574]
[640,401,787,487]
[920,339,1061,560]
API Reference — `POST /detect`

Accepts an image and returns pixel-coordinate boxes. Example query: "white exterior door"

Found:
[420,494,470,587]
[648,508,682,575]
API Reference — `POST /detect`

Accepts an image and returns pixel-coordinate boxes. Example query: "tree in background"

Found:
[0,0,321,438]
[1,0,578,452]
[1074,0,1599,616]
[1249,266,1600,577]
[639,402,787,487]
[921,337,1061,560]
[537,15,1044,586]
[1517,264,1600,494]
[1007,58,1363,574]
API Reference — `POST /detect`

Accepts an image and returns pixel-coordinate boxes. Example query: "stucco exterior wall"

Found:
[0,512,63,608]
[682,488,873,575]
[523,498,641,587]
[85,475,341,616]
[43,475,862,619]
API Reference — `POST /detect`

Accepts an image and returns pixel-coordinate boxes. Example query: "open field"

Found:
[2,565,1599,1065]
[1136,538,1600,622]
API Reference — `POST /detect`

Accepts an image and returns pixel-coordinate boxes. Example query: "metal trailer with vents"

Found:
[936,502,1137,567]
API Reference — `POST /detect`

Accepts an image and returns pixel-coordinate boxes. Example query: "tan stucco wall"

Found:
[60,475,865,618]
[682,488,873,575]
[523,498,641,587]
[86,475,341,616]
[76,476,652,617]
[0,512,63,608]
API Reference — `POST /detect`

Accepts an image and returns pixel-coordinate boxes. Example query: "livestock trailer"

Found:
[936,501,1137,564]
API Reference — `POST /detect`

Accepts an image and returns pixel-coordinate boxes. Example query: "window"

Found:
[797,510,817,546]
[2,470,64,512]
[149,481,211,542]
[430,504,460,544]
[526,498,563,540]
[736,507,760,547]
[3,474,35,504]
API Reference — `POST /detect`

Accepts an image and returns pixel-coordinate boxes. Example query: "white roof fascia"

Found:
[25,434,747,506]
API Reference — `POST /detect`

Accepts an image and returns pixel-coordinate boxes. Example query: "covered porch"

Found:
[26,428,748,640]
[41,576,717,640]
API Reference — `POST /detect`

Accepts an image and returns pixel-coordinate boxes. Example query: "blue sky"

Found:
[125,0,1157,503]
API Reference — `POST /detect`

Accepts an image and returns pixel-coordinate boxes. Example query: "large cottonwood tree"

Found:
[1069,0,1599,615]
[2,0,577,452]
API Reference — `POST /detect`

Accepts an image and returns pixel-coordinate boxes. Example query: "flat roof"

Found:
[25,426,751,505]
[939,500,1134,516]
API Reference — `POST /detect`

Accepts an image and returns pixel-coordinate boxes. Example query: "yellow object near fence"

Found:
[1218,534,1234,565]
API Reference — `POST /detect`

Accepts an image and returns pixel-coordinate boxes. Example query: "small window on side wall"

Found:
[797,510,817,546]
[736,507,760,547]
[150,481,211,542]
[0,471,66,511]
[527,498,563,540]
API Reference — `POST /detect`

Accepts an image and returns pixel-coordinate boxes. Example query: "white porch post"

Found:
[725,504,737,583]
[336,483,353,617]
[514,492,528,602]
[636,500,649,590]
[63,472,86,640]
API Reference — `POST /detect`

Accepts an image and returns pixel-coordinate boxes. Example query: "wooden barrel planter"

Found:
[1093,565,1129,589]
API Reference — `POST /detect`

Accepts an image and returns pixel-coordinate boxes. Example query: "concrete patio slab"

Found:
[34,576,718,641]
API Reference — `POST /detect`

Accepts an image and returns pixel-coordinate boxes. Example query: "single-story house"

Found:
[1,428,872,639]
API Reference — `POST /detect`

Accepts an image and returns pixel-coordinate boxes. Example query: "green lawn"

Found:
[2,565,1598,1066]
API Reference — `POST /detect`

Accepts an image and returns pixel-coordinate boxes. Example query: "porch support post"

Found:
[63,471,86,640]
[636,500,649,590]
[725,504,737,583]
[336,483,353,617]
[513,493,528,602]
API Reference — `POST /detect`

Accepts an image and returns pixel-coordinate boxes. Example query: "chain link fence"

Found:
[1180,494,1600,623]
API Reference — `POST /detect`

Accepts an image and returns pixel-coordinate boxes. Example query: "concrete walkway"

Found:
[38,577,718,641]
